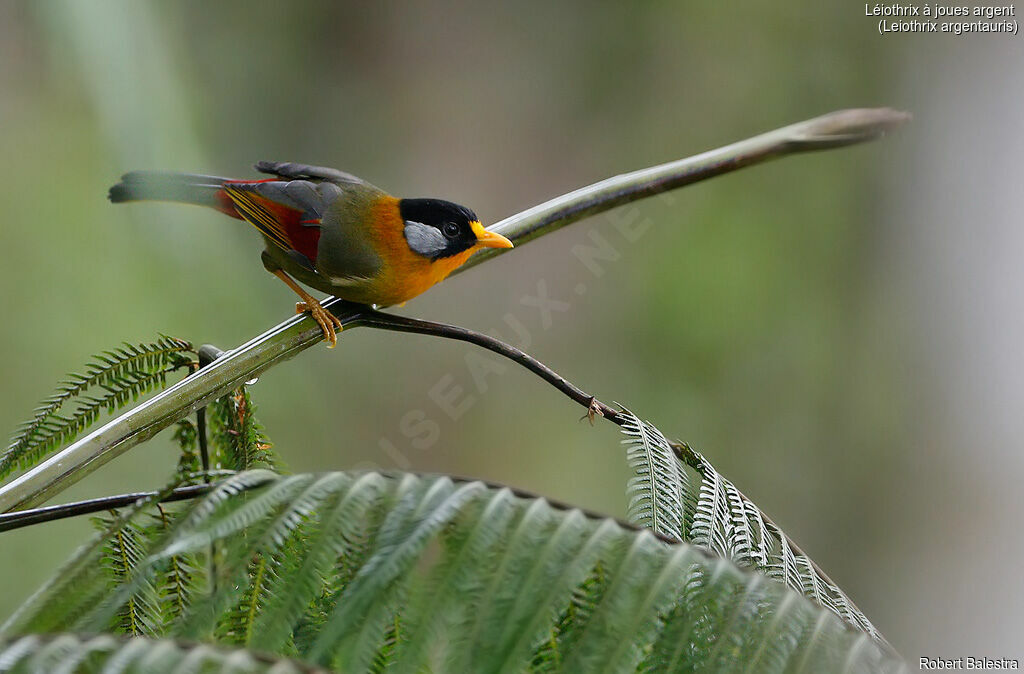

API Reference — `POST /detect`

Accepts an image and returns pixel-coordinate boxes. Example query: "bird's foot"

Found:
[295,300,343,348]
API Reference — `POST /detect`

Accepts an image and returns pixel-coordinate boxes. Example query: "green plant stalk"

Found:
[0,108,908,513]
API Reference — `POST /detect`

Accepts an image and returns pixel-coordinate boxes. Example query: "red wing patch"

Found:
[222,183,321,265]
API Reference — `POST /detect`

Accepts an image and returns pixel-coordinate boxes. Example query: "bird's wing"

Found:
[222,179,342,271]
[254,161,370,187]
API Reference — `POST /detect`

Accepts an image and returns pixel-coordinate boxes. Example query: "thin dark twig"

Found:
[195,344,223,477]
[0,484,214,532]
[348,308,626,426]
[197,408,209,474]
[195,403,214,591]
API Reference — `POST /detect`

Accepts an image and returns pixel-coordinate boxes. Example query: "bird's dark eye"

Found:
[442,222,460,238]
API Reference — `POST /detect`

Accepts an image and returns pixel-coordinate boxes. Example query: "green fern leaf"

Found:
[207,386,280,472]
[0,633,326,673]
[1,336,194,480]
[621,409,689,541]
[102,516,164,636]
[618,410,887,647]
[4,471,905,672]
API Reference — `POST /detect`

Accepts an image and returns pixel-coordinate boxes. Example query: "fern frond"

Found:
[254,478,383,654]
[164,474,349,642]
[368,612,402,674]
[690,455,732,559]
[1,336,194,480]
[528,560,610,672]
[618,410,887,646]
[92,499,203,638]
[621,409,687,541]
[154,504,204,626]
[4,471,904,672]
[0,480,186,636]
[172,419,200,477]
[101,515,164,636]
[309,476,487,671]
[214,552,275,645]
[207,386,280,472]
[0,633,327,673]
[291,479,383,656]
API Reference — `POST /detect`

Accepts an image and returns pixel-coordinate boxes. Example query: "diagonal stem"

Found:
[464,108,909,269]
[350,309,623,423]
[0,108,908,512]
[0,484,214,532]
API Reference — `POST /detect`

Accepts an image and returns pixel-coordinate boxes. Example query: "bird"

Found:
[108,161,513,346]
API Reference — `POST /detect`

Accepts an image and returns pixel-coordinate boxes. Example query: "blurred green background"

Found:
[2,0,1022,661]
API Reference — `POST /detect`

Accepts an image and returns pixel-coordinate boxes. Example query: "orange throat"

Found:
[369,197,480,306]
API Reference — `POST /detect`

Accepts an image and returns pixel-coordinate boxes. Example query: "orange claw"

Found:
[295,300,343,347]
[271,269,342,347]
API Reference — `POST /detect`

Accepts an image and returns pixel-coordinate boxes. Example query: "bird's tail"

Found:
[108,171,243,218]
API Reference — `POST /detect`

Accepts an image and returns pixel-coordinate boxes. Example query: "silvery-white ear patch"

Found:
[404,221,448,257]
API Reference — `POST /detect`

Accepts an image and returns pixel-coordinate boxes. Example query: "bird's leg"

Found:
[271,270,343,348]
